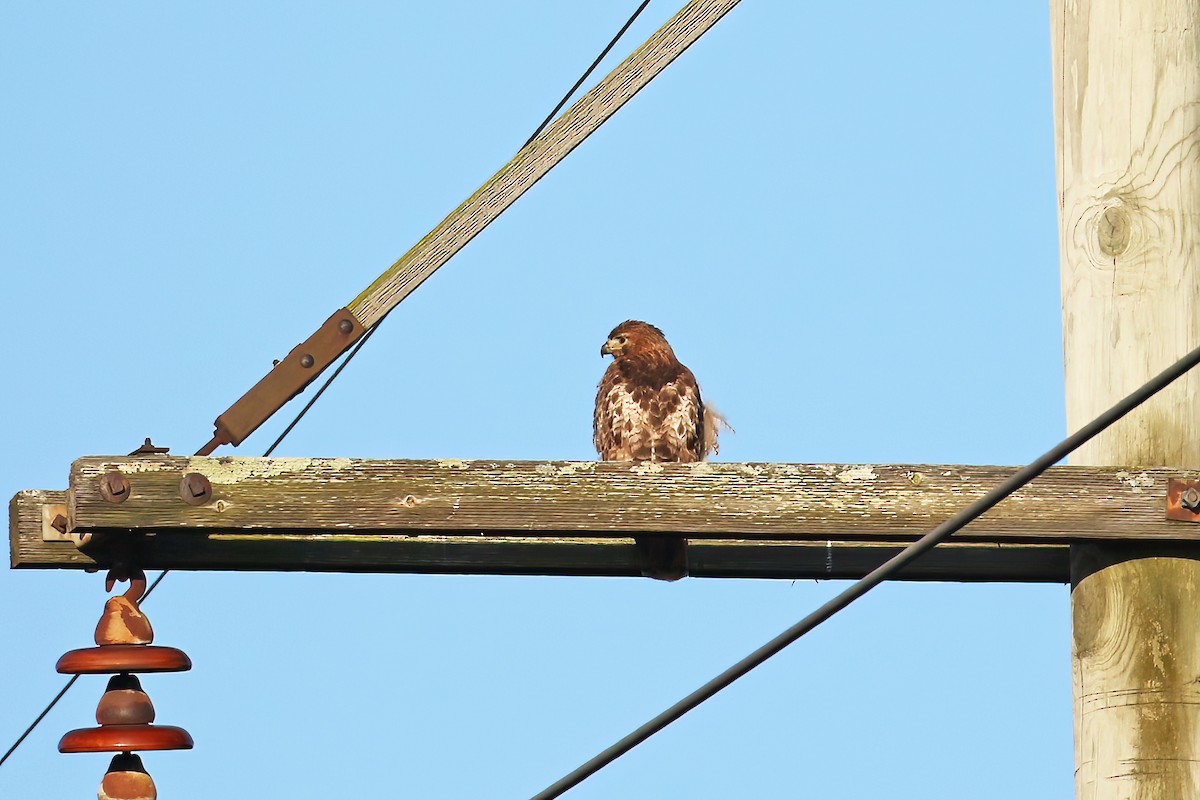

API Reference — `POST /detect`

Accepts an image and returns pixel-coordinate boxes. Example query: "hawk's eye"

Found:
[618,336,627,344]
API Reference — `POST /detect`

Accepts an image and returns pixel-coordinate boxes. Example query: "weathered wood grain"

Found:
[1071,545,1200,798]
[63,456,1200,543]
[19,457,1200,581]
[1054,0,1200,467]
[1054,1,1200,797]
[10,490,93,568]
[346,0,741,328]
[12,488,1068,581]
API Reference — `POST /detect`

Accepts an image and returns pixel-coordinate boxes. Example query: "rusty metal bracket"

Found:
[41,502,91,547]
[197,308,366,455]
[1166,479,1200,522]
[41,503,71,542]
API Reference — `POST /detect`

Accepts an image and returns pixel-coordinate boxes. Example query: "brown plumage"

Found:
[593,320,724,580]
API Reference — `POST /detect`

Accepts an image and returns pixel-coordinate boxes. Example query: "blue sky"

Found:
[1,2,1068,797]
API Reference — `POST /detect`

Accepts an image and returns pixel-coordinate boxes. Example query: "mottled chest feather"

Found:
[594,358,705,463]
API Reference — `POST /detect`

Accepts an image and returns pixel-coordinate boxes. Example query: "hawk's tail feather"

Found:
[702,404,734,459]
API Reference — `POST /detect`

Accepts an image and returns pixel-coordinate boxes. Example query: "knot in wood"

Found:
[1097,203,1132,257]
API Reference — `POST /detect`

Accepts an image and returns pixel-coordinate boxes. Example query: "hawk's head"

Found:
[600,320,674,361]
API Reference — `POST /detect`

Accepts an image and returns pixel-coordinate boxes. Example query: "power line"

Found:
[0,2,656,771]
[262,323,382,458]
[530,339,1200,800]
[0,677,78,770]
[524,1,653,148]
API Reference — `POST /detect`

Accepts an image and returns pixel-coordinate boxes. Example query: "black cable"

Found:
[142,569,169,600]
[530,339,1200,800]
[263,323,381,458]
[523,1,652,148]
[0,8,659,771]
[0,676,78,770]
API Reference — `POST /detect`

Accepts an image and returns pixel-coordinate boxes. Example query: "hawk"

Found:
[593,320,724,580]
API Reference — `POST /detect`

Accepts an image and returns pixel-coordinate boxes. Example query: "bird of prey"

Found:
[593,320,724,580]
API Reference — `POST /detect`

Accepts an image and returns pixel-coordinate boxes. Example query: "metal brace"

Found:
[197,308,366,455]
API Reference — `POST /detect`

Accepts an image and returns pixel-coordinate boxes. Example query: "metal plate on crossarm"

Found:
[1166,479,1200,522]
[41,503,89,545]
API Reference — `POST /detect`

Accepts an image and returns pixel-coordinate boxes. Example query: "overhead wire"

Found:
[261,323,382,458]
[530,338,1200,800]
[524,0,653,148]
[0,677,77,770]
[0,0,653,771]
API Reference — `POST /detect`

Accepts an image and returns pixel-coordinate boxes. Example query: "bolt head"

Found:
[1183,487,1200,511]
[179,473,213,506]
[338,319,354,334]
[99,472,130,504]
[299,354,315,368]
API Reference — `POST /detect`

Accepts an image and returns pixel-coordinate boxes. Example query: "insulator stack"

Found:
[56,569,192,798]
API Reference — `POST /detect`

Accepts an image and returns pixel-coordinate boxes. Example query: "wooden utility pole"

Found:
[1052,0,1200,797]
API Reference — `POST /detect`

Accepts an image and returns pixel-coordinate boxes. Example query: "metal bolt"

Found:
[299,354,315,368]
[1182,487,1200,512]
[180,473,213,506]
[338,319,354,334]
[51,514,68,534]
[99,472,130,503]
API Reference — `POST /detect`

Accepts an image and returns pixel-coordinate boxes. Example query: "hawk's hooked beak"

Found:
[601,339,620,357]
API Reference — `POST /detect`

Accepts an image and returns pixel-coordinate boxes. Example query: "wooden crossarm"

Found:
[11,456,1200,581]
[62,457,1198,542]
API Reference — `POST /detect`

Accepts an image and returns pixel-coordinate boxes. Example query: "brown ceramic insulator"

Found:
[95,596,154,646]
[59,724,193,753]
[99,753,156,800]
[100,771,156,800]
[57,645,191,675]
[95,675,155,725]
